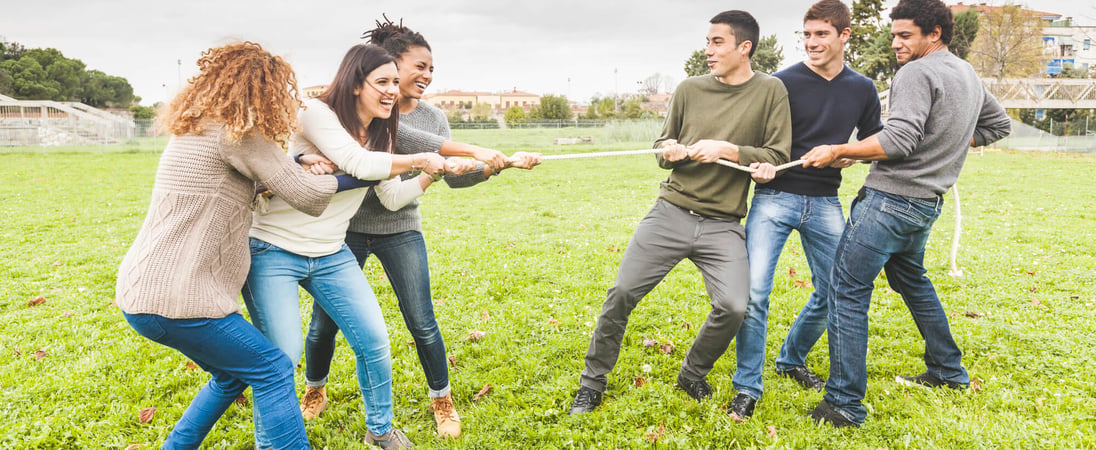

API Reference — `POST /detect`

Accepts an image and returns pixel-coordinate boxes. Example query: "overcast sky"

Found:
[3,0,1093,106]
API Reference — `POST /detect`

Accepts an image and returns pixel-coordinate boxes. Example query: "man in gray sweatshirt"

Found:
[799,0,1011,427]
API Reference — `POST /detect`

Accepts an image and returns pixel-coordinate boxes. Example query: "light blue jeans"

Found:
[123,312,310,449]
[824,188,969,424]
[734,188,845,399]
[241,238,393,447]
[306,230,450,397]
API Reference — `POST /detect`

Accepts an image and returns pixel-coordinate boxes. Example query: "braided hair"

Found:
[362,14,432,58]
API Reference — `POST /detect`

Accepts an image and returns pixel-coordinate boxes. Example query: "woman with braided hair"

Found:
[298,17,540,439]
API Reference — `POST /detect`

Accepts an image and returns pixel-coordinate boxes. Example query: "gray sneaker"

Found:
[365,428,414,449]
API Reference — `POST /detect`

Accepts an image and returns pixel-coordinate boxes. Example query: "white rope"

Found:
[948,183,963,277]
[511,148,805,173]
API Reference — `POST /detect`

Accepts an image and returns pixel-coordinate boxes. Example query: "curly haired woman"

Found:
[115,42,343,449]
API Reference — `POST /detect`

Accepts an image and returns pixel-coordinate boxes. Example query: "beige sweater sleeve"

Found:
[222,133,338,217]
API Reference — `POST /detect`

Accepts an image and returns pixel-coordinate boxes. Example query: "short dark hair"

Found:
[889,0,954,45]
[362,14,432,59]
[804,0,851,32]
[710,10,760,58]
[319,44,398,153]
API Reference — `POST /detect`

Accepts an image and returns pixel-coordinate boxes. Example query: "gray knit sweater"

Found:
[870,50,1010,198]
[347,101,488,235]
[115,125,338,319]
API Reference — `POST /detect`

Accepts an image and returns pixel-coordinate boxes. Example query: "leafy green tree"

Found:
[751,34,783,74]
[0,67,12,96]
[846,0,885,66]
[536,94,573,120]
[951,10,980,60]
[1,41,25,61]
[130,104,157,120]
[684,49,708,77]
[620,97,652,119]
[856,26,898,89]
[1,57,60,99]
[504,105,526,124]
[596,97,616,118]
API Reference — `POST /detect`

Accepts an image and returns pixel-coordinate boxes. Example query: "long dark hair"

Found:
[318,44,398,153]
[362,14,431,59]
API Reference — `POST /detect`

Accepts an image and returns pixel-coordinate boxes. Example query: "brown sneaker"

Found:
[431,394,461,438]
[299,386,327,420]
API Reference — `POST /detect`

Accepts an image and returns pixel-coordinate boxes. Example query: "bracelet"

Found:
[410,155,423,171]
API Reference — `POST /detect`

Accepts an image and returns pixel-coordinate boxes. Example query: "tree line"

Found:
[0,40,138,109]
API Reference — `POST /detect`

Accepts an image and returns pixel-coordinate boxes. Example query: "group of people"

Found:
[115,0,1011,447]
[568,0,1009,431]
[116,18,538,450]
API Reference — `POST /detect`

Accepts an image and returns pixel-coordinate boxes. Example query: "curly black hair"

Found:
[889,0,954,45]
[362,14,432,59]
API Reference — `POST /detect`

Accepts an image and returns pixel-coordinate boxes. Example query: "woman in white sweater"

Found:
[242,44,446,450]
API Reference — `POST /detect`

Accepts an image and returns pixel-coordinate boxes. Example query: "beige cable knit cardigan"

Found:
[115,124,338,319]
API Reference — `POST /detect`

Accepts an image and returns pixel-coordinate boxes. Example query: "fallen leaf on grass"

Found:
[681,321,691,330]
[466,330,486,341]
[60,311,72,318]
[1029,287,1038,293]
[507,242,516,248]
[235,394,249,406]
[124,444,141,450]
[27,296,46,307]
[480,311,491,320]
[472,384,492,402]
[948,311,959,319]
[448,356,458,368]
[108,300,117,307]
[1031,298,1042,306]
[34,350,47,360]
[659,341,675,354]
[642,337,658,348]
[970,377,982,392]
[788,267,797,278]
[793,279,812,288]
[964,311,983,319]
[645,422,665,443]
[138,407,156,423]
[1036,397,1045,410]
[605,247,622,253]
[766,425,778,439]
[406,340,416,346]
[548,319,560,326]
[634,376,646,387]
[184,361,198,371]
[13,348,21,357]
[1025,270,1037,276]
[52,261,62,266]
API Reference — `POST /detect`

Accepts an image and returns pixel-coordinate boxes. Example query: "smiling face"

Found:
[354,61,399,121]
[396,45,434,100]
[891,19,940,65]
[705,23,750,81]
[802,19,848,72]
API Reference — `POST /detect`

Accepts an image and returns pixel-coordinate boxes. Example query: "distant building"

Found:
[301,85,327,98]
[424,89,540,113]
[949,3,1096,76]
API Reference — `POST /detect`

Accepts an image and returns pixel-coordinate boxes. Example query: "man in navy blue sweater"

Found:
[727,0,883,422]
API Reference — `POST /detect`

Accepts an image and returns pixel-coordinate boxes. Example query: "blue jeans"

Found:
[305,230,450,397]
[824,188,969,424]
[122,312,310,449]
[241,238,393,445]
[734,188,845,399]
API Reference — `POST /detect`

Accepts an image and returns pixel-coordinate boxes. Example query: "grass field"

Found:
[2,126,1095,449]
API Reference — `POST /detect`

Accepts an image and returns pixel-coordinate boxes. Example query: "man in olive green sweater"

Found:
[569,9,791,414]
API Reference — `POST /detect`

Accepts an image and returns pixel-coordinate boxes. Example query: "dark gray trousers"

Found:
[580,199,750,392]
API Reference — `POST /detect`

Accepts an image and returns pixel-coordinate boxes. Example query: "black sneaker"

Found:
[776,366,825,392]
[895,372,968,390]
[676,373,712,402]
[807,400,859,428]
[727,393,757,422]
[568,386,603,414]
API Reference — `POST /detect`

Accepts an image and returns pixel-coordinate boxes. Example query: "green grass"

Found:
[2,127,1095,449]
